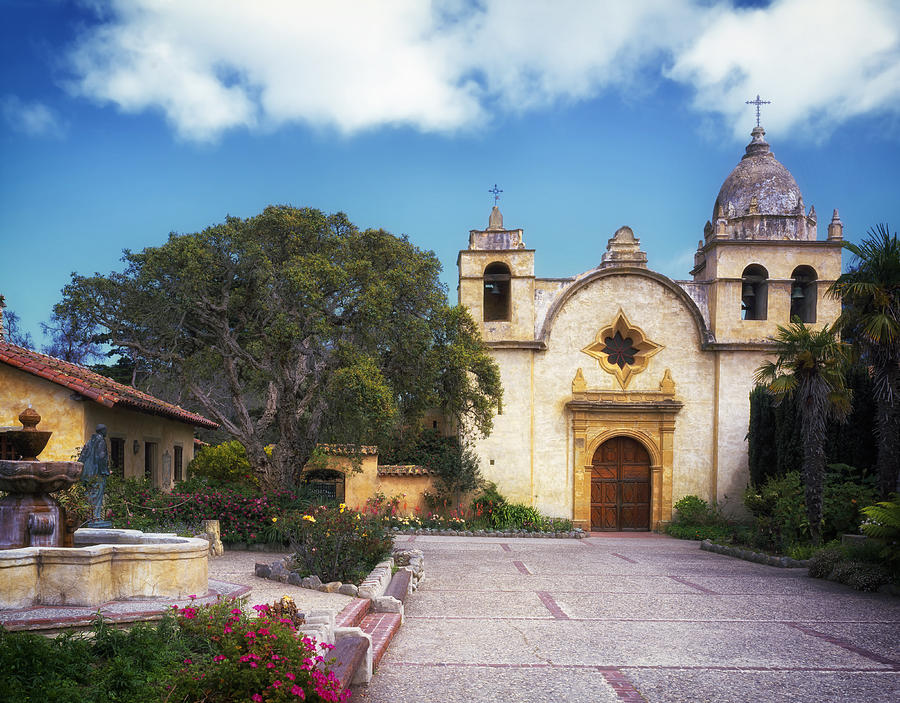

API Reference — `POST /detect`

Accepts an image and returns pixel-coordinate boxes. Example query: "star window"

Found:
[582,309,662,389]
[602,331,639,369]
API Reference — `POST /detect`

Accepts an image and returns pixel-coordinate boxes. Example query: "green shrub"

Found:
[0,615,194,703]
[666,523,734,542]
[0,600,349,702]
[785,543,815,560]
[745,469,880,553]
[808,544,844,579]
[289,504,393,583]
[830,560,893,592]
[860,495,900,570]
[672,495,714,525]
[104,477,304,543]
[188,440,259,488]
[743,472,808,552]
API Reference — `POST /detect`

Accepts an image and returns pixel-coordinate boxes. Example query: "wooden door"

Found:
[590,437,650,531]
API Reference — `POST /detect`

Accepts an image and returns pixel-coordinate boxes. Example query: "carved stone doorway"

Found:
[590,436,651,531]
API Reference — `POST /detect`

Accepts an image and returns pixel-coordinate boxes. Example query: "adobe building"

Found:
[458,125,844,531]
[0,339,218,490]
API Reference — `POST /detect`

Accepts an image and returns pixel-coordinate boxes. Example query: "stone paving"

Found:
[353,533,900,703]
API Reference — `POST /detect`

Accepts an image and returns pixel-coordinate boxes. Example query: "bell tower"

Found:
[690,125,843,343]
[458,205,536,343]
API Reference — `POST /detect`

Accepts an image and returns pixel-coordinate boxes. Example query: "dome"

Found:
[713,127,803,222]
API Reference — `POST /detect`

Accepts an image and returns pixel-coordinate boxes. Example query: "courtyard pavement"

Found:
[354,533,900,703]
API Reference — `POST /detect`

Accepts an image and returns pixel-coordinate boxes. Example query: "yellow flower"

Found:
[271,517,278,523]
[356,514,361,520]
[339,503,347,513]
[302,515,316,523]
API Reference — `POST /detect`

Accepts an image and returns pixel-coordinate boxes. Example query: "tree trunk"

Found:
[799,394,826,546]
[875,395,900,498]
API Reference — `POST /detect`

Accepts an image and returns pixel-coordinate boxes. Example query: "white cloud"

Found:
[64,0,900,142]
[667,0,900,139]
[1,96,65,138]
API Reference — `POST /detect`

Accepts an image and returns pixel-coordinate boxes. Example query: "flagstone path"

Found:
[353,533,900,703]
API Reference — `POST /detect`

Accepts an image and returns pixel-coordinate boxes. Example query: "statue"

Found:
[78,425,112,527]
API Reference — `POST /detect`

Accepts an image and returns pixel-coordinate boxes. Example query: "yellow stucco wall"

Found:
[303,453,437,514]
[713,351,772,511]
[84,403,197,489]
[538,273,716,515]
[1,365,86,461]
[1,364,199,491]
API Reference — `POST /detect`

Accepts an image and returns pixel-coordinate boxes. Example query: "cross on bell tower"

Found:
[488,183,503,206]
[745,94,771,127]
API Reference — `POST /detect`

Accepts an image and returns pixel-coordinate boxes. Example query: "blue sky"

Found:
[2,0,899,348]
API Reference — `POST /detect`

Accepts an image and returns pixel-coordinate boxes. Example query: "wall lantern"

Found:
[133,439,140,454]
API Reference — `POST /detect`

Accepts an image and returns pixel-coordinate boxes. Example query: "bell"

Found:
[742,282,755,297]
[791,286,806,300]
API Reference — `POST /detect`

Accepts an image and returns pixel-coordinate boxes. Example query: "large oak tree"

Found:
[58,206,501,490]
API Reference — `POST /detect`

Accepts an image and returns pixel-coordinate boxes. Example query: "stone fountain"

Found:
[0,407,82,549]
[0,409,208,610]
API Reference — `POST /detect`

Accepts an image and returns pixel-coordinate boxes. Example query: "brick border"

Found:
[599,666,646,701]
[536,591,570,620]
[787,622,900,668]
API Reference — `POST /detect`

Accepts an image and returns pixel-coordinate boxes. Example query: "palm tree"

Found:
[828,224,900,498]
[755,322,850,545]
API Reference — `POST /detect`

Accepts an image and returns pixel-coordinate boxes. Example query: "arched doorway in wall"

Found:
[590,436,651,531]
[302,469,346,504]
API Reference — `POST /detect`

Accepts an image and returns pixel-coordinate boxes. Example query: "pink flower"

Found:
[231,608,242,615]
[285,672,296,681]
[183,658,192,664]
[250,662,258,668]
[213,655,226,662]
[272,680,282,689]
[252,695,263,702]
[291,685,305,698]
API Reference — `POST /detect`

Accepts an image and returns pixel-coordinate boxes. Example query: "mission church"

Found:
[458,123,844,532]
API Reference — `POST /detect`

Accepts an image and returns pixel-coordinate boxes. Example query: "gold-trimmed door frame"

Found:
[568,373,682,532]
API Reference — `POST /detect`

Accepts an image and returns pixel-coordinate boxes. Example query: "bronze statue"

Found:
[78,424,111,526]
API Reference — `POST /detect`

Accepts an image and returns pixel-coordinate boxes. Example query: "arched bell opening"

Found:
[790,265,818,323]
[741,264,769,321]
[483,262,511,322]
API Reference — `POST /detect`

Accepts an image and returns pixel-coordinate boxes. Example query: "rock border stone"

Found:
[700,539,811,568]
[254,555,400,600]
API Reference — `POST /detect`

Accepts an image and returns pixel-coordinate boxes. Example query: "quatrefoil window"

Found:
[582,309,662,389]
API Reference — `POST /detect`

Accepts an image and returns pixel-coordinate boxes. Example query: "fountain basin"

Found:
[0,459,82,494]
[0,528,209,609]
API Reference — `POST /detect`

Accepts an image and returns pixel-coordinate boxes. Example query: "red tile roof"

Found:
[0,340,218,429]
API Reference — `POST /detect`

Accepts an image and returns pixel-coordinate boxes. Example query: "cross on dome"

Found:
[745,94,771,127]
